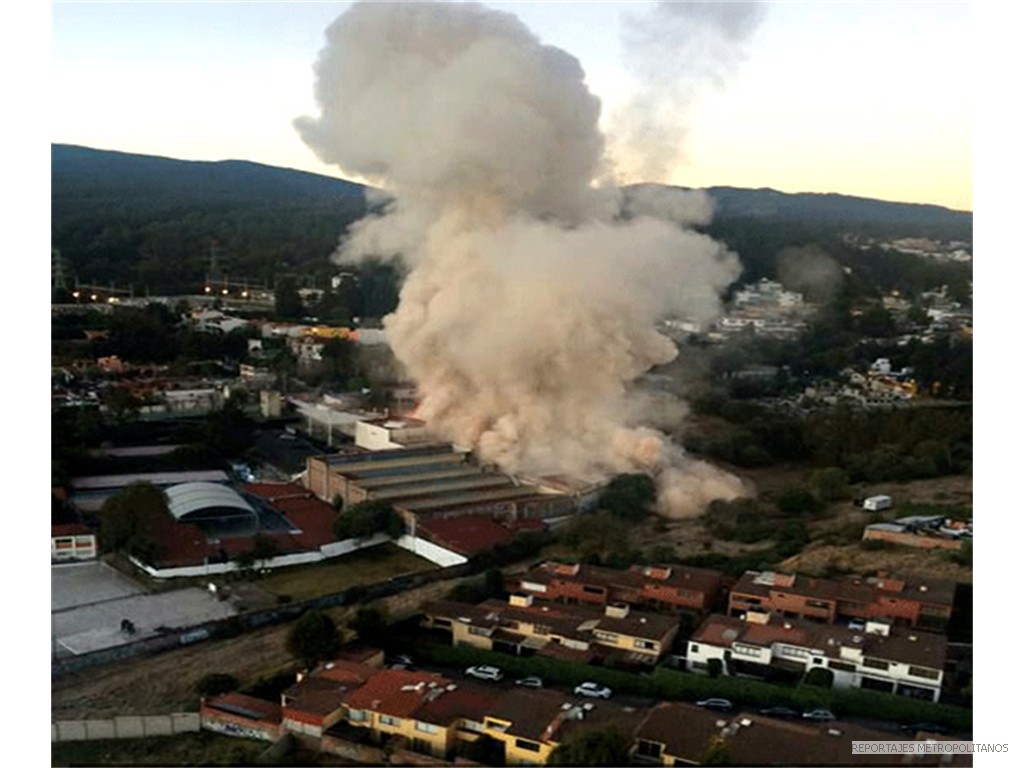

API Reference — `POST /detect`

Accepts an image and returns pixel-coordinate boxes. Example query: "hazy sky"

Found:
[51,1,971,211]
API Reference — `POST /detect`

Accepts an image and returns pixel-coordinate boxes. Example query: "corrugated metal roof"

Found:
[165,482,255,520]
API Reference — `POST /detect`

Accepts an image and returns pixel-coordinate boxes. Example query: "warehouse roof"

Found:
[165,482,256,521]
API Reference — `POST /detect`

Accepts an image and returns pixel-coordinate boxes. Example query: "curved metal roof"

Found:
[164,482,255,521]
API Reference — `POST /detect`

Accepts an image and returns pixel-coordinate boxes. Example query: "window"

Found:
[635,740,664,759]
[533,624,552,636]
[777,645,809,659]
[347,709,367,722]
[908,666,941,680]
[732,643,761,657]
[415,721,439,734]
[805,599,831,610]
[583,586,605,595]
[515,739,541,753]
[634,639,657,651]
[468,626,491,637]
[379,715,402,727]
[690,643,700,653]
[594,630,619,643]
[862,657,890,671]
[828,660,856,672]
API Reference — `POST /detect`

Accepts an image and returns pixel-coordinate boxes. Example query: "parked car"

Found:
[514,676,544,688]
[802,709,837,722]
[465,665,504,682]
[758,706,801,720]
[387,653,415,670]
[574,682,612,699]
[696,698,735,712]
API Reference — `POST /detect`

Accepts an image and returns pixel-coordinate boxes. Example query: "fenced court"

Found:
[51,561,237,658]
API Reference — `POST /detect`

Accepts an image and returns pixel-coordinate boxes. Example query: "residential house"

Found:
[422,593,680,665]
[687,613,947,702]
[728,570,955,632]
[514,561,727,614]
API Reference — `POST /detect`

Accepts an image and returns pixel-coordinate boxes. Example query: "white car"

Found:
[465,665,504,682]
[574,682,612,699]
[515,676,544,688]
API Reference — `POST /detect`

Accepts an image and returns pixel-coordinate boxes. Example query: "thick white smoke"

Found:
[296,1,747,517]
[611,0,766,183]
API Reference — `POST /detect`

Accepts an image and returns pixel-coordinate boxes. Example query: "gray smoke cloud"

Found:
[777,245,845,304]
[611,0,766,183]
[296,1,747,517]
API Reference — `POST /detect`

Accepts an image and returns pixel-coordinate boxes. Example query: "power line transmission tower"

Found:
[52,248,70,291]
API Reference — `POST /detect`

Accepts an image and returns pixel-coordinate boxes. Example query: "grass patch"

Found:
[254,543,436,602]
[51,731,266,766]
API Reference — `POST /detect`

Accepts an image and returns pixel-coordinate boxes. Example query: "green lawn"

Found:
[254,543,437,602]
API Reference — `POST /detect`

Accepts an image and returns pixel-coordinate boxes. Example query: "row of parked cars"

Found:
[464,666,613,698]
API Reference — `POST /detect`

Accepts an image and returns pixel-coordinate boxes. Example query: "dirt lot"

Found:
[629,468,973,583]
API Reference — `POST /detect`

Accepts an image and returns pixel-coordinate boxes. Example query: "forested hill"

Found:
[53,144,367,207]
[705,186,971,231]
[51,144,971,299]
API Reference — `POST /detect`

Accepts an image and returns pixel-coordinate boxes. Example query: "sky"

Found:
[51,0,972,211]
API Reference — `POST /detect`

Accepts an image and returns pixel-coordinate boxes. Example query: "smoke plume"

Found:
[296,1,747,517]
[777,245,845,304]
[611,0,766,183]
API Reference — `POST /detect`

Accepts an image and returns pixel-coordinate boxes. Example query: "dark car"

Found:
[758,706,801,720]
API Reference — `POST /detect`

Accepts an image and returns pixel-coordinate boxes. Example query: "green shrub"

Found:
[195,673,239,697]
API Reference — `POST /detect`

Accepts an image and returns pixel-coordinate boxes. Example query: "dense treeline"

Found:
[686,399,972,482]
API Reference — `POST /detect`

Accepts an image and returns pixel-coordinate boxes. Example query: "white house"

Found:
[687,613,946,702]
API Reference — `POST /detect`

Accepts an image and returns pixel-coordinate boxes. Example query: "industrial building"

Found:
[305,445,578,529]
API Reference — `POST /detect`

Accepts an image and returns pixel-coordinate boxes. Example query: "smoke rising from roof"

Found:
[296,1,747,516]
[611,0,766,183]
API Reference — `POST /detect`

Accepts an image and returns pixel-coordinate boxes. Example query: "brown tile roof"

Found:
[51,523,92,537]
[283,677,351,718]
[724,715,899,765]
[412,682,502,727]
[484,688,569,741]
[311,659,378,685]
[415,516,513,556]
[733,570,956,609]
[524,560,724,601]
[692,613,947,670]
[343,669,452,719]
[423,597,678,645]
[635,701,729,762]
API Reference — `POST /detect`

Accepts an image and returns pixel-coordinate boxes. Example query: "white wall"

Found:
[395,535,468,567]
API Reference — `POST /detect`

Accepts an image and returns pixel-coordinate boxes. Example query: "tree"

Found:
[99,481,170,560]
[803,667,835,689]
[559,511,633,562]
[274,276,304,320]
[334,500,403,540]
[287,610,341,668]
[195,673,240,697]
[548,726,632,766]
[810,467,850,502]
[598,473,656,521]
[776,486,824,516]
[351,606,388,646]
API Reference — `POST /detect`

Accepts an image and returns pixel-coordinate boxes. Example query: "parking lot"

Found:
[51,561,237,658]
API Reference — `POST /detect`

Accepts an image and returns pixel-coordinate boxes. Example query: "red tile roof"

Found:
[51,523,92,537]
[415,516,513,556]
[343,669,452,719]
